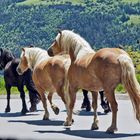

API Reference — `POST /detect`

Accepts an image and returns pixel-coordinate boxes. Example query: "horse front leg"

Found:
[18,86,28,114]
[64,86,77,126]
[5,85,11,113]
[91,91,99,130]
[48,92,59,115]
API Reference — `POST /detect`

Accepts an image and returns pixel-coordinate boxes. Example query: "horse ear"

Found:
[22,48,25,56]
[58,29,62,35]
[72,29,74,32]
[29,44,34,48]
[22,48,25,52]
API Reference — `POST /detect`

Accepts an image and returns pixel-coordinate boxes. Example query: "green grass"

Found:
[115,84,125,93]
[122,0,140,4]
[0,76,28,95]
[1,50,140,94]
[126,15,140,25]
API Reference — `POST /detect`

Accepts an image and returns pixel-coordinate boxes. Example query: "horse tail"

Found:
[118,54,140,123]
[63,58,71,106]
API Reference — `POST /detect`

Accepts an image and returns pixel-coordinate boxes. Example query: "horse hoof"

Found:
[21,109,29,115]
[86,105,91,112]
[63,120,73,126]
[104,109,111,114]
[72,119,74,123]
[106,127,118,134]
[52,106,60,115]
[43,114,49,120]
[5,107,10,113]
[29,106,37,112]
[91,123,99,130]
[81,103,86,109]
[43,117,49,120]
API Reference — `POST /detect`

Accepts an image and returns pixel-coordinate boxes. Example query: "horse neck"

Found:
[3,51,15,67]
[28,50,49,70]
[77,47,95,59]
[69,45,95,62]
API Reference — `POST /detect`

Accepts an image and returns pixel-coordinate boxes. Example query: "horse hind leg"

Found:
[48,92,59,115]
[5,85,11,113]
[63,86,77,126]
[91,91,99,130]
[28,91,37,112]
[104,88,118,133]
[18,86,29,114]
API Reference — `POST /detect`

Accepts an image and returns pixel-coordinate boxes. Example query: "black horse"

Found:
[0,48,39,114]
[81,90,111,113]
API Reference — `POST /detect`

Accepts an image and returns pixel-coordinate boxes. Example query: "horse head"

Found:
[0,48,15,70]
[17,48,29,75]
[48,30,94,61]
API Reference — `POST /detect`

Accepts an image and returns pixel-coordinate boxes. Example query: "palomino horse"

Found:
[48,30,140,133]
[17,47,70,119]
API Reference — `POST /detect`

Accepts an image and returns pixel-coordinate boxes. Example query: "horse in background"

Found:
[0,48,39,114]
[48,30,140,133]
[82,90,110,113]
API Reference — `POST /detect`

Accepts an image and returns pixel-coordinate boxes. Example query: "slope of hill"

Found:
[17,0,97,6]
[0,0,140,54]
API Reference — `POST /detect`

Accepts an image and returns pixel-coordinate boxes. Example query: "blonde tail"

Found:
[118,54,140,122]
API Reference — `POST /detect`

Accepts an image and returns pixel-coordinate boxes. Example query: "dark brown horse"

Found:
[82,90,110,113]
[0,48,39,114]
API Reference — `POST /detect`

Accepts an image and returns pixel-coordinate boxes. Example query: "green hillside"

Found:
[17,0,140,6]
[126,15,140,25]
[17,0,97,6]
[0,0,140,54]
[122,0,140,3]
[0,0,140,94]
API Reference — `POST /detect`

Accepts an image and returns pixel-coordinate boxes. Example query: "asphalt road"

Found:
[0,94,140,140]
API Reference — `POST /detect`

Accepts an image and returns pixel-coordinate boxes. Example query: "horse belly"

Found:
[68,66,102,92]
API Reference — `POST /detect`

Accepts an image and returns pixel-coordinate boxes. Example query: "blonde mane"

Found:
[56,30,95,60]
[21,47,50,70]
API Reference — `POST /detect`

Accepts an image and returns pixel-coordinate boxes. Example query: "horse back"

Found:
[88,48,127,87]
[33,55,68,91]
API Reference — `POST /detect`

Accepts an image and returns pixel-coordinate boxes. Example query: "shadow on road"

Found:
[0,112,40,117]
[62,109,107,116]
[35,128,140,139]
[8,119,64,126]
